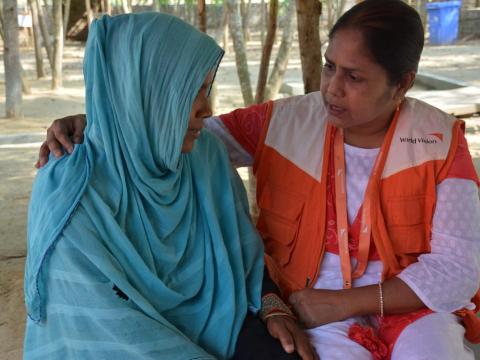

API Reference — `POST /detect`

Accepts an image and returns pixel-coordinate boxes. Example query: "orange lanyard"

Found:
[333,107,401,289]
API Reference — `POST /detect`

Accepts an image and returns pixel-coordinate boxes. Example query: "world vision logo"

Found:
[399,133,444,144]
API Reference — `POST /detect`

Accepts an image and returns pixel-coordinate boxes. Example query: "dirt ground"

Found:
[0,35,479,359]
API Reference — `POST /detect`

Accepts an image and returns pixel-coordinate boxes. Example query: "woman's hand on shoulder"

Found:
[36,114,87,168]
[266,315,319,360]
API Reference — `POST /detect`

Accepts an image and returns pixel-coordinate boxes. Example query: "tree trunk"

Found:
[100,0,110,15]
[227,0,256,217]
[265,0,295,100]
[296,0,322,93]
[185,1,190,23]
[85,0,94,24]
[63,0,71,38]
[93,0,100,17]
[21,67,32,95]
[104,0,111,14]
[190,1,196,25]
[52,0,63,89]
[255,0,278,104]
[416,0,427,27]
[34,0,53,67]
[327,0,346,30]
[240,0,252,43]
[326,0,333,30]
[260,0,266,48]
[173,0,181,17]
[3,0,23,117]
[28,0,45,78]
[184,1,192,24]
[198,0,206,33]
[225,0,254,106]
[221,3,229,54]
[0,8,32,95]
[121,0,131,13]
[336,0,346,20]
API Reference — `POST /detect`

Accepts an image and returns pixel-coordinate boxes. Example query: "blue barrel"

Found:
[426,1,462,45]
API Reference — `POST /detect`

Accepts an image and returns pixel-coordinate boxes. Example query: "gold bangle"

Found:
[263,311,296,321]
[378,282,384,318]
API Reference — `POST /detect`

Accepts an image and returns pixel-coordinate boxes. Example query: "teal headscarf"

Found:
[25,13,263,359]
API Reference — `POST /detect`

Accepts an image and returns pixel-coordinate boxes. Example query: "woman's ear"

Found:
[394,71,416,104]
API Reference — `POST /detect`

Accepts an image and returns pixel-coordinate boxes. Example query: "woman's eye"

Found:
[323,63,334,71]
[349,74,362,82]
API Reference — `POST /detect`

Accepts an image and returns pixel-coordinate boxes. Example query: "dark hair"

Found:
[329,0,424,84]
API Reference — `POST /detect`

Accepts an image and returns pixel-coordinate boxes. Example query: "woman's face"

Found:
[320,28,405,145]
[181,73,214,153]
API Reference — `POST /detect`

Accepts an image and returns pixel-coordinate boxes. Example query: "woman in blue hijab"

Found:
[24,13,315,360]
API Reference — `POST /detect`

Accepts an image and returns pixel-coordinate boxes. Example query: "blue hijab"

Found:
[25,13,263,359]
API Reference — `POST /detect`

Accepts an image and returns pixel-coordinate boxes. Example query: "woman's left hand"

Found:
[266,315,319,360]
[289,289,351,329]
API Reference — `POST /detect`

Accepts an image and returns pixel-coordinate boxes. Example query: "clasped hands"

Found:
[265,288,351,360]
[289,288,351,329]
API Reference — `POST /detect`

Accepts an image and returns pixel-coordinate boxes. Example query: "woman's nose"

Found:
[327,74,344,98]
[200,97,213,118]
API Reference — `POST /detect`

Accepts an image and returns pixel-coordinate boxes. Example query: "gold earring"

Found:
[396,99,403,112]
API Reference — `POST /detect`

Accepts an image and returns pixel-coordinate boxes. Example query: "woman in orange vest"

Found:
[38,0,479,358]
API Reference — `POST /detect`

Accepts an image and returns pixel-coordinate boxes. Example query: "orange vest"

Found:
[253,93,480,342]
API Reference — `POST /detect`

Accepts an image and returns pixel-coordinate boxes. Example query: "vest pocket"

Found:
[389,225,430,254]
[385,195,427,226]
[385,196,430,254]
[257,185,305,266]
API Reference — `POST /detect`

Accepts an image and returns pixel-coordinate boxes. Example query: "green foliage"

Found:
[278,0,291,17]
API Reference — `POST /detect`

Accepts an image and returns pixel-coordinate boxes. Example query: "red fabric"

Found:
[446,130,479,185]
[348,309,432,359]
[324,134,380,261]
[457,292,480,344]
[378,309,432,359]
[219,103,270,157]
[348,323,388,360]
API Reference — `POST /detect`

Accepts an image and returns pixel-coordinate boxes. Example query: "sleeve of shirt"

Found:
[204,102,270,168]
[398,131,480,313]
